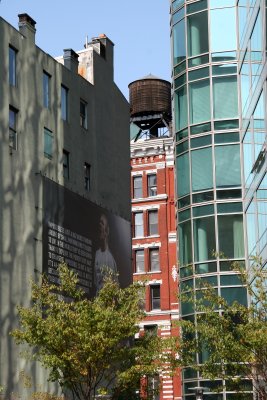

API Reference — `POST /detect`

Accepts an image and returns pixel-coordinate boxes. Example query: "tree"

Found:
[11,264,178,400]
[176,259,267,399]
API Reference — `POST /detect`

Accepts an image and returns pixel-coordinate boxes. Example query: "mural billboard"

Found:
[42,177,132,297]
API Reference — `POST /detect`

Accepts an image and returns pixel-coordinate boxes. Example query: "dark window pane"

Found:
[183,368,197,379]
[174,61,186,76]
[193,191,214,203]
[176,127,188,141]
[44,128,53,159]
[61,85,68,121]
[214,119,239,130]
[176,140,188,154]
[216,189,242,200]
[191,135,211,149]
[9,107,17,149]
[218,215,244,258]
[196,275,217,288]
[179,220,192,266]
[220,274,242,286]
[180,279,193,292]
[181,299,194,315]
[212,64,237,76]
[43,72,50,108]
[221,287,247,306]
[187,0,207,14]
[63,150,69,179]
[175,86,188,131]
[175,73,186,89]
[188,54,209,68]
[219,260,245,271]
[193,216,216,262]
[217,202,242,214]
[9,46,16,86]
[151,285,160,310]
[80,100,87,129]
[195,262,217,274]
[179,208,191,222]
[84,163,91,191]
[193,204,214,217]
[190,122,211,135]
[180,265,194,278]
[214,132,239,144]
[178,195,191,208]
[189,67,209,81]
[144,324,157,336]
[176,152,190,197]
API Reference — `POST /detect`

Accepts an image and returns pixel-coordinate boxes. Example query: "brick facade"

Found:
[131,137,181,400]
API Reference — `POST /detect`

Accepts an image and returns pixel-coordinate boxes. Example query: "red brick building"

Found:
[131,134,181,400]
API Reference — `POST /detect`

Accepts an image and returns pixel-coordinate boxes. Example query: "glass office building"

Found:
[240,0,267,268]
[169,0,267,398]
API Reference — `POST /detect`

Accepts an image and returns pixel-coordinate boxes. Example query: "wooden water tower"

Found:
[128,74,172,139]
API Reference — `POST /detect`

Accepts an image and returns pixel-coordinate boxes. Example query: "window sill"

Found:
[132,194,168,203]
[133,271,161,275]
[133,235,160,239]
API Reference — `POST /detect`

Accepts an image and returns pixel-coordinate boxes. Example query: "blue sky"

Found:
[0,0,171,99]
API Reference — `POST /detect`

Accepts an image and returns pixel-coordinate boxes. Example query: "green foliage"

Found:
[177,258,267,399]
[11,264,177,400]
[30,393,64,400]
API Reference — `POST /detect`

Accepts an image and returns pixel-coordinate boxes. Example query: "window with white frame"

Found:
[133,176,143,198]
[134,212,144,237]
[148,210,158,236]
[149,248,160,272]
[135,249,145,273]
[148,174,157,197]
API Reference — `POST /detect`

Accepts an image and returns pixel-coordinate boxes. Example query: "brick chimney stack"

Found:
[18,13,36,43]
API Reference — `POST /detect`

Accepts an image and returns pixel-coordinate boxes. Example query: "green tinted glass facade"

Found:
[170,1,254,398]
[240,0,267,265]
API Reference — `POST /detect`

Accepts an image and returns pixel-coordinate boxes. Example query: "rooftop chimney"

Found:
[63,49,79,73]
[18,13,36,42]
